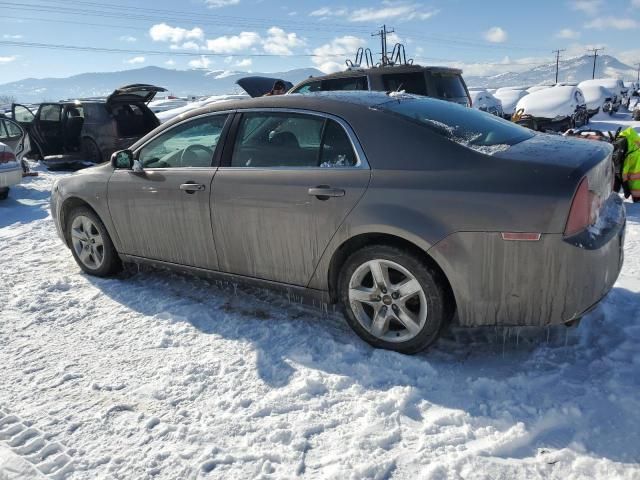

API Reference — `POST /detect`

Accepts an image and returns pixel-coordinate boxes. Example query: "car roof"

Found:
[297,64,463,82]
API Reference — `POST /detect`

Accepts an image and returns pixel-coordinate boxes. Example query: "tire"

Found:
[338,244,450,354]
[82,138,102,164]
[66,206,121,277]
[0,188,8,200]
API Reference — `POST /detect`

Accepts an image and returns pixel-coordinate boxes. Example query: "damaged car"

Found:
[468,88,503,116]
[494,88,528,120]
[13,84,166,169]
[577,81,615,117]
[50,92,625,354]
[512,85,589,131]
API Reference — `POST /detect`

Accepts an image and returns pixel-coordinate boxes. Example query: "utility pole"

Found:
[636,63,640,83]
[553,49,565,83]
[587,47,604,79]
[372,24,394,66]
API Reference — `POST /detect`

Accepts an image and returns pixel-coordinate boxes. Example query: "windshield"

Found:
[377,96,533,153]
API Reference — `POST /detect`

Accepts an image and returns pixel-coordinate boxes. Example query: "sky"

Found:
[1,0,640,83]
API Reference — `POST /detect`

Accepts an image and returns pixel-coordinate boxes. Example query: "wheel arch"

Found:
[59,197,105,247]
[327,232,457,317]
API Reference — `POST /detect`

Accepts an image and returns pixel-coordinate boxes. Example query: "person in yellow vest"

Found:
[617,127,640,202]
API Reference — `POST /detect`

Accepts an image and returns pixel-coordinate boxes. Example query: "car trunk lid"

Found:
[107,84,168,106]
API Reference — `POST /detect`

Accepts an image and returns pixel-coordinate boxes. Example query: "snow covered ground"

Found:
[1,115,639,479]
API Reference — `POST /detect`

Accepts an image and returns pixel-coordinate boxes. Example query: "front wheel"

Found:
[67,206,121,276]
[0,188,8,200]
[82,138,102,164]
[338,245,449,354]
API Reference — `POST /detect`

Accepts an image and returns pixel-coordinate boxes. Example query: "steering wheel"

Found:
[180,144,213,167]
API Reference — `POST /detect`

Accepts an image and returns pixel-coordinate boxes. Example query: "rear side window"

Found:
[429,73,467,99]
[379,96,533,153]
[320,76,368,91]
[382,72,427,95]
[230,112,358,168]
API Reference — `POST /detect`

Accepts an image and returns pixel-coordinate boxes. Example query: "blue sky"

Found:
[1,0,640,82]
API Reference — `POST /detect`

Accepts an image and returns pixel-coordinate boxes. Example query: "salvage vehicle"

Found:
[577,81,614,117]
[241,64,472,107]
[0,141,23,200]
[0,117,28,162]
[12,84,166,168]
[578,79,622,113]
[50,92,626,354]
[468,88,503,116]
[512,85,589,131]
[494,88,528,119]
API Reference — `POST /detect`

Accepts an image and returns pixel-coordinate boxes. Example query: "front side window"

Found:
[378,96,533,153]
[231,112,358,168]
[138,114,227,168]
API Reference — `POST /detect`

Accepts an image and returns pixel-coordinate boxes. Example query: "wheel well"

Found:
[327,233,456,315]
[59,197,100,246]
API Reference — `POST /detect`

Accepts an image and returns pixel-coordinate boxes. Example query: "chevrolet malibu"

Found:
[50,92,626,354]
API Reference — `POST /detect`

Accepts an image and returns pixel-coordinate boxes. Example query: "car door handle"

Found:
[180,183,206,193]
[308,186,345,200]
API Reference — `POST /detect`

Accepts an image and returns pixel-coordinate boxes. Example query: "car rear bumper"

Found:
[0,166,22,189]
[428,196,626,327]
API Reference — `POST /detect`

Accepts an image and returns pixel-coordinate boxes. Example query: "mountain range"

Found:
[0,66,322,103]
[0,54,637,102]
[465,54,637,88]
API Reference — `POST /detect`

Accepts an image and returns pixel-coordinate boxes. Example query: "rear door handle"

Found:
[308,186,346,200]
[180,183,206,193]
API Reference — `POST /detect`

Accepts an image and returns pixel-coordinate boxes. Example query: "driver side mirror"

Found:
[111,149,135,170]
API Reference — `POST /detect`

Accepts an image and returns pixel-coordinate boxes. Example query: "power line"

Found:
[0,40,344,58]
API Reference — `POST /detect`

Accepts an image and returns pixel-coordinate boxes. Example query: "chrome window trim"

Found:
[222,107,370,170]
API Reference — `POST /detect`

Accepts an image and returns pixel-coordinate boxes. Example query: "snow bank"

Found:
[1,146,640,479]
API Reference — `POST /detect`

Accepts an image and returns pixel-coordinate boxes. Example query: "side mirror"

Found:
[111,149,134,170]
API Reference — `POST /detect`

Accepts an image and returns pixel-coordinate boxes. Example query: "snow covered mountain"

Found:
[0,66,323,102]
[465,54,636,88]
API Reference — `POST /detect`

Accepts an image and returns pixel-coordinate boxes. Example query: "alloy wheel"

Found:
[70,215,105,270]
[348,259,428,343]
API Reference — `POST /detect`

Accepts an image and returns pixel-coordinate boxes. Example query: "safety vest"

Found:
[618,127,640,198]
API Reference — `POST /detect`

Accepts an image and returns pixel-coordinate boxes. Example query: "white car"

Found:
[577,81,615,116]
[494,88,529,119]
[0,142,23,200]
[468,89,503,116]
[148,97,189,114]
[512,85,589,131]
[526,85,552,94]
[580,78,627,111]
[156,94,249,123]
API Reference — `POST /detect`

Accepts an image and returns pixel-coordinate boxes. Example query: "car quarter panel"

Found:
[427,197,625,327]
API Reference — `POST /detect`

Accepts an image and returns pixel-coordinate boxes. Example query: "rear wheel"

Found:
[82,138,102,164]
[0,188,8,200]
[338,245,449,354]
[67,206,121,276]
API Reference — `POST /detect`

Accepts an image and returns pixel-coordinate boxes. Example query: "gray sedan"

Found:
[50,92,626,353]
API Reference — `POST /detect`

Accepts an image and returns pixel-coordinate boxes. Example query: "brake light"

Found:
[0,150,16,164]
[564,177,593,236]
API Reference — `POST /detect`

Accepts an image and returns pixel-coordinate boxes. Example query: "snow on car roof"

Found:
[515,85,580,118]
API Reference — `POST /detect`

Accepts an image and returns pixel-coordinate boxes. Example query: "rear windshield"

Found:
[382,72,427,95]
[429,73,468,99]
[378,96,533,153]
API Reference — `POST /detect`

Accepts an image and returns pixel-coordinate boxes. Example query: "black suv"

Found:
[288,65,471,106]
[12,84,166,166]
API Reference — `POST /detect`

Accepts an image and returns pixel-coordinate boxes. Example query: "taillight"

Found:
[0,150,16,164]
[564,177,595,236]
